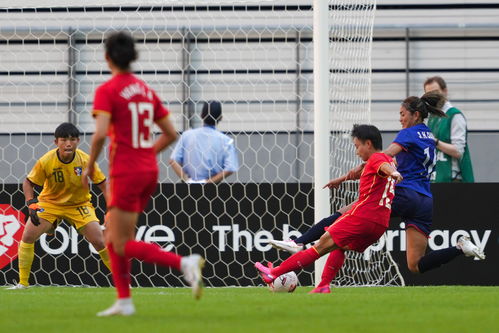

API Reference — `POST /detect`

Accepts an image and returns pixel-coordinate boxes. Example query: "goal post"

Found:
[0,1,404,288]
[312,0,331,286]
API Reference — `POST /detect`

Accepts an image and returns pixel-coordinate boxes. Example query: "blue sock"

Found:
[294,212,341,245]
[417,247,463,273]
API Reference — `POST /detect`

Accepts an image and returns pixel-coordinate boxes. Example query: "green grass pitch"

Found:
[2,286,498,333]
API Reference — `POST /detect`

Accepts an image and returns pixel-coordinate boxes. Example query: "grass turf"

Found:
[2,286,498,333]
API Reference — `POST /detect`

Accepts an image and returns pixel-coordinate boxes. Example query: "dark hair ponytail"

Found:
[105,31,138,70]
[402,91,446,120]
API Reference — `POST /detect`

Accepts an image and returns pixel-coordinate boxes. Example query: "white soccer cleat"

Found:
[6,283,28,290]
[97,299,135,317]
[268,239,303,254]
[181,254,205,300]
[457,236,486,260]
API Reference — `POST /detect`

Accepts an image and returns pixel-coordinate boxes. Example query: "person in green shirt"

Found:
[424,76,474,182]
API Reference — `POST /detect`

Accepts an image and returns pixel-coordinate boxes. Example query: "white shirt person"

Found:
[170,101,239,183]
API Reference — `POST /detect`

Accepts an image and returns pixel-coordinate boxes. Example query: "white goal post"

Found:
[0,1,404,288]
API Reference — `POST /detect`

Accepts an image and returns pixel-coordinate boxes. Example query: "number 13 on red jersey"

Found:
[129,102,154,148]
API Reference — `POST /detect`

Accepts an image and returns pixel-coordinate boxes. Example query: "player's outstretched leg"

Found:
[269,212,341,254]
[254,262,276,284]
[256,247,322,285]
[181,254,205,300]
[268,239,303,254]
[457,236,486,259]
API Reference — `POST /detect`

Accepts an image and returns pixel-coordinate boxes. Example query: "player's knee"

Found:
[315,233,335,255]
[21,229,39,243]
[91,239,106,251]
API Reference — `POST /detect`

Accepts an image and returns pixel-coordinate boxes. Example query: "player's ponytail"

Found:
[420,91,446,118]
[402,91,446,120]
[105,31,138,71]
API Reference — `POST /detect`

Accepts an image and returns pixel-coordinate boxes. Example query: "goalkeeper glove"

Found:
[26,198,42,226]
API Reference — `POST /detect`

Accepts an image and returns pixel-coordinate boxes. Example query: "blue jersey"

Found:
[393,123,436,197]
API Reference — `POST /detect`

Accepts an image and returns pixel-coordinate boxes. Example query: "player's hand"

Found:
[323,177,344,189]
[26,198,42,226]
[390,171,403,184]
[346,163,365,180]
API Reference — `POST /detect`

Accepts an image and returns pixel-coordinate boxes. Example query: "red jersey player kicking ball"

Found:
[255,124,403,293]
[83,31,204,316]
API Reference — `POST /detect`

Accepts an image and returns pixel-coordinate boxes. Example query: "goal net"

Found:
[0,1,404,288]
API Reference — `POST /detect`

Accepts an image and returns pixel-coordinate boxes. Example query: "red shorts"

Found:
[327,214,387,252]
[109,171,158,213]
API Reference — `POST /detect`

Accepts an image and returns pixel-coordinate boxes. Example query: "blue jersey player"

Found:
[270,91,485,293]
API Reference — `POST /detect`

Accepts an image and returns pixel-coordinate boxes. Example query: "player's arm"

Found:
[323,163,365,189]
[22,178,42,226]
[153,116,177,154]
[83,113,110,188]
[378,162,403,184]
[96,180,109,205]
[23,178,36,203]
[383,143,404,157]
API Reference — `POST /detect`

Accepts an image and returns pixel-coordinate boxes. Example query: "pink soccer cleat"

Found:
[254,262,276,284]
[308,286,331,294]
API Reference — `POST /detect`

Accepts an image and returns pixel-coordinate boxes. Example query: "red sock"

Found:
[317,249,345,288]
[124,240,181,271]
[271,247,321,277]
[107,243,131,299]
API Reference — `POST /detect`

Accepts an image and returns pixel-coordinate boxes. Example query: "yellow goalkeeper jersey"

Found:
[27,148,106,206]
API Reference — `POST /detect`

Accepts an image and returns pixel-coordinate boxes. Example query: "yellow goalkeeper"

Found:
[8,122,110,289]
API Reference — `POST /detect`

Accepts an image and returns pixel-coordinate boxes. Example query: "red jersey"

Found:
[347,152,396,227]
[92,73,169,176]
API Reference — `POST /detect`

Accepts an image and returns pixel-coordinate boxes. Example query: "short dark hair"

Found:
[351,124,382,150]
[105,31,138,70]
[54,122,79,139]
[201,101,222,126]
[424,76,447,91]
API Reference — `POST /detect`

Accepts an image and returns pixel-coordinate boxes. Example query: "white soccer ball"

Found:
[268,271,298,293]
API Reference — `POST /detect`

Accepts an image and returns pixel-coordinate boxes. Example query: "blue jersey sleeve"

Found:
[393,128,413,151]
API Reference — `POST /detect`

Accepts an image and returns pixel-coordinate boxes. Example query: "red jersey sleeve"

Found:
[152,90,168,121]
[367,153,392,177]
[92,84,113,117]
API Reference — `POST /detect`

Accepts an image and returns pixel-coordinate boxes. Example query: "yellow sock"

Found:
[98,248,111,272]
[18,241,35,286]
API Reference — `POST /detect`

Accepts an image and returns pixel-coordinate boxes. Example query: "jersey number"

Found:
[128,102,154,148]
[76,206,89,217]
[423,147,437,178]
[52,170,64,183]
[379,177,396,209]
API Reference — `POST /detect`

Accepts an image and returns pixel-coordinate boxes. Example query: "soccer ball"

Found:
[268,271,298,293]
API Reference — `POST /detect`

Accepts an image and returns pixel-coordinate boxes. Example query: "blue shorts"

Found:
[391,186,433,237]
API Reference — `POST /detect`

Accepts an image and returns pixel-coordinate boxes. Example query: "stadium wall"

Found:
[1,2,499,133]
